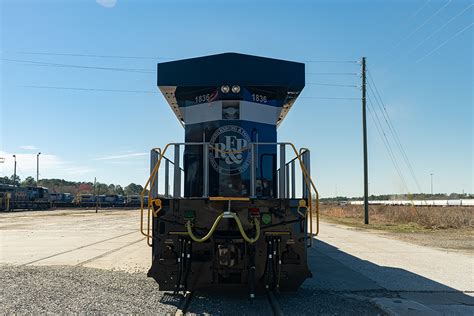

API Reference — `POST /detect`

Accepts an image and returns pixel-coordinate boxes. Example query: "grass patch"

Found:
[317,204,473,231]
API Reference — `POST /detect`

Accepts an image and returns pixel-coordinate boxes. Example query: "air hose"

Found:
[185,212,260,244]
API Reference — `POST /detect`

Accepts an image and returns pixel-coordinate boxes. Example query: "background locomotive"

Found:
[0,186,147,211]
[0,184,51,211]
[141,53,319,297]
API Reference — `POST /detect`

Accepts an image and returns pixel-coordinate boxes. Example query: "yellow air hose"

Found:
[185,212,260,244]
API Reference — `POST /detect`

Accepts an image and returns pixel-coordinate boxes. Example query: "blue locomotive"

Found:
[141,53,319,297]
[0,184,51,211]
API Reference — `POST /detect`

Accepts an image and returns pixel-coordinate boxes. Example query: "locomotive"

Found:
[140,53,319,297]
[0,184,51,211]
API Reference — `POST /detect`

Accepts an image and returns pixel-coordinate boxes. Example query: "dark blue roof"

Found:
[157,52,305,89]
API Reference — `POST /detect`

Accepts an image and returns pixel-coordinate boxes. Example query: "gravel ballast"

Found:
[1,265,385,315]
[0,265,179,314]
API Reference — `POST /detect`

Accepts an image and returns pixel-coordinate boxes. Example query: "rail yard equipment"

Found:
[140,53,320,297]
[0,184,51,210]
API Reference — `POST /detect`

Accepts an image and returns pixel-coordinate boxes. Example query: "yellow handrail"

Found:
[140,144,171,246]
[291,145,319,237]
[140,142,320,247]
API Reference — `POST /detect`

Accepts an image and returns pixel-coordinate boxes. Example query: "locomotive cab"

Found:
[142,53,319,296]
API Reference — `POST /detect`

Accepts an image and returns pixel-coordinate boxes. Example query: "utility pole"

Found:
[12,155,17,211]
[362,57,369,225]
[430,173,434,195]
[36,152,41,185]
[13,155,17,187]
[94,177,98,213]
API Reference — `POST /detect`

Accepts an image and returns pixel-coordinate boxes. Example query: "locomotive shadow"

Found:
[157,239,473,314]
[285,239,474,314]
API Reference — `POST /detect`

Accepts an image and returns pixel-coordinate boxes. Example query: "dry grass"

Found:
[318,204,473,230]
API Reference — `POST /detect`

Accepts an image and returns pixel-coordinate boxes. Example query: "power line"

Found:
[22,85,158,94]
[367,71,422,193]
[306,82,358,88]
[306,72,358,76]
[367,95,410,192]
[411,4,473,53]
[388,0,453,55]
[416,22,474,63]
[14,51,359,64]
[300,96,359,100]
[3,58,360,78]
[16,51,166,60]
[1,58,155,73]
[22,85,359,101]
[405,0,432,24]
[302,60,359,63]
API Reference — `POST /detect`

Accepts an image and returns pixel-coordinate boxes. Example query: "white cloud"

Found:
[96,0,117,8]
[94,152,148,161]
[19,145,38,150]
[0,151,94,180]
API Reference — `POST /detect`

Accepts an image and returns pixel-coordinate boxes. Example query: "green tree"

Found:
[124,183,144,196]
[10,174,21,186]
[115,185,124,195]
[21,176,37,187]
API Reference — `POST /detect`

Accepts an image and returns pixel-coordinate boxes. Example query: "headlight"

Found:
[221,85,230,93]
[231,85,240,93]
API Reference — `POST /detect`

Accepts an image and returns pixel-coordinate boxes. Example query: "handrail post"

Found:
[285,164,290,198]
[302,151,308,199]
[164,159,169,197]
[306,150,311,198]
[203,143,209,198]
[291,160,296,198]
[250,143,256,198]
[279,144,286,198]
[173,144,181,198]
[150,149,159,198]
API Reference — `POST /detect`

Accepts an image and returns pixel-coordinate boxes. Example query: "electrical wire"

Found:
[302,60,359,63]
[411,4,473,53]
[306,72,358,76]
[299,96,359,100]
[367,74,422,193]
[388,0,453,54]
[16,51,166,60]
[22,85,158,94]
[13,52,358,64]
[405,0,432,24]
[367,95,410,192]
[367,72,423,193]
[22,85,360,101]
[416,22,473,63]
[1,58,155,73]
[306,83,358,88]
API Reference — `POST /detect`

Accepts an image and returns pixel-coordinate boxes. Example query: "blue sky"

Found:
[0,0,472,197]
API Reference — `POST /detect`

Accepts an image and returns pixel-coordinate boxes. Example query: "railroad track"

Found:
[22,230,137,266]
[174,290,283,316]
[75,237,144,266]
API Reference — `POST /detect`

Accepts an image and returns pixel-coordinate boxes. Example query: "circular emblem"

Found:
[209,125,251,175]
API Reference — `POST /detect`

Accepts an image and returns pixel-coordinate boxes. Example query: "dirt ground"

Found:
[318,204,473,253]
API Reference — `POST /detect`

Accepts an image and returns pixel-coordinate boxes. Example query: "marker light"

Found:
[249,207,260,218]
[262,213,272,225]
[221,85,230,93]
[231,85,240,93]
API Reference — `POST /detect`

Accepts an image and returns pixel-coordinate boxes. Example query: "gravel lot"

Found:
[0,265,178,314]
[1,265,385,315]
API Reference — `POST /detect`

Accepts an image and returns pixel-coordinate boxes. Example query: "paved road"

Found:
[307,220,473,315]
[1,209,472,315]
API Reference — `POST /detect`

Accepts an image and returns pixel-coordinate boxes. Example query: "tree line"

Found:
[320,192,473,203]
[0,175,145,196]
